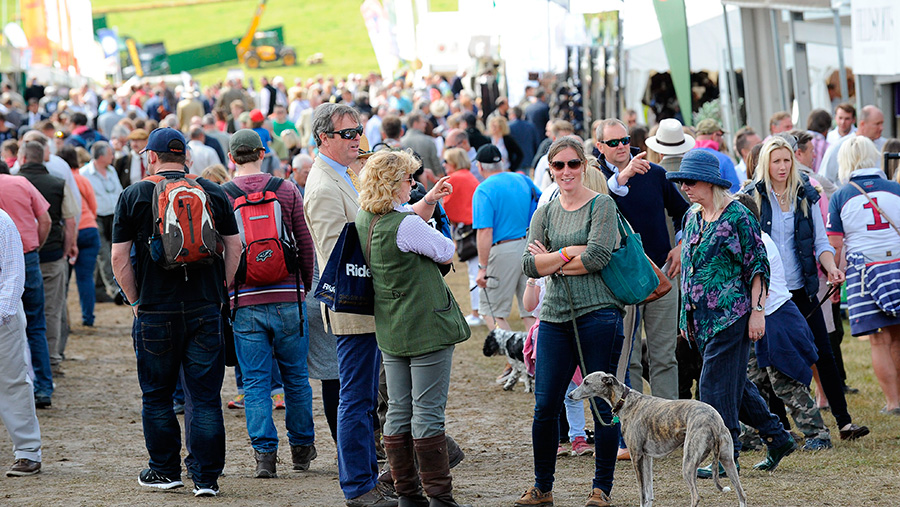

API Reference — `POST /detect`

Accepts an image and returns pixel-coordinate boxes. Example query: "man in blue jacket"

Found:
[596,118,689,408]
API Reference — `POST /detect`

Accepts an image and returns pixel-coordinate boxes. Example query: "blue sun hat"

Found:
[665,149,732,188]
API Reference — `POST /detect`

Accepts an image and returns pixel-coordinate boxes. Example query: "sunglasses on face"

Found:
[680,180,698,187]
[550,159,583,171]
[601,136,631,148]
[326,125,363,140]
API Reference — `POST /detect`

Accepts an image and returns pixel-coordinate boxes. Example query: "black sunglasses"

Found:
[680,180,698,187]
[550,159,583,171]
[326,125,363,140]
[601,136,631,148]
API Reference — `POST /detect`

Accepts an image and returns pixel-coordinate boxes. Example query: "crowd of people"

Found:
[0,70,898,507]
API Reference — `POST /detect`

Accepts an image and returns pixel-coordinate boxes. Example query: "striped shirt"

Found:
[0,209,25,326]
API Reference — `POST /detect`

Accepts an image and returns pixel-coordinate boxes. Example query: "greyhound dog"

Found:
[569,371,746,507]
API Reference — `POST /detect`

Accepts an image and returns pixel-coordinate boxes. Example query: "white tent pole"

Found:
[769,8,789,111]
[832,6,849,101]
[722,4,741,127]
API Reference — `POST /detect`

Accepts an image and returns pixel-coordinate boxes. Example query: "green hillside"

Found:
[95,0,380,86]
[93,0,459,86]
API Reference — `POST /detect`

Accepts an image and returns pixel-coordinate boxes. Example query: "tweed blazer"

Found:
[303,155,376,335]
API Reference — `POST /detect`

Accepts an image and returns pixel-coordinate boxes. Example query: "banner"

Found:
[360,0,400,79]
[851,0,899,76]
[652,0,692,125]
[20,0,93,73]
[584,10,618,48]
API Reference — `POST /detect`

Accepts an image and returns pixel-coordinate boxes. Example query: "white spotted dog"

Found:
[482,328,532,393]
[570,371,746,507]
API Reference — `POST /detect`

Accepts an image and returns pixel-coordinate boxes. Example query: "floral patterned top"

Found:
[679,200,770,351]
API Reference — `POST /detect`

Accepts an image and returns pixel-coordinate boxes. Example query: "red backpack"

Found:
[146,172,222,270]
[222,178,299,290]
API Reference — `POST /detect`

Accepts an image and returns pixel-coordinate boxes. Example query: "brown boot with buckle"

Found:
[585,488,612,507]
[384,433,428,507]
[413,433,471,507]
[514,486,553,506]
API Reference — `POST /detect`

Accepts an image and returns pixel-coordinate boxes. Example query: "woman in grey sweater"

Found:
[516,137,624,507]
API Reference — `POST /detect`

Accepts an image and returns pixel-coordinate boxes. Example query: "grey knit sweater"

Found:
[522,194,623,323]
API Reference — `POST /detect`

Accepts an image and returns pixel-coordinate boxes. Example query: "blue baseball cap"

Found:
[141,127,186,154]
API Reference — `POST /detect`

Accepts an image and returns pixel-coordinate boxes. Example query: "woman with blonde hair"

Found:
[829,136,900,415]
[200,163,231,184]
[487,115,523,170]
[356,149,471,507]
[743,137,869,441]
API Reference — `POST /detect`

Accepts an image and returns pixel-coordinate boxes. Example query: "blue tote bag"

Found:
[314,221,377,315]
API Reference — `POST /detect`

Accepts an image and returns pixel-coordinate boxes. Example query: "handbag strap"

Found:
[365,214,385,262]
[848,181,900,239]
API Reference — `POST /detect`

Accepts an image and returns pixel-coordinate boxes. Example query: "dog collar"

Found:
[612,387,630,414]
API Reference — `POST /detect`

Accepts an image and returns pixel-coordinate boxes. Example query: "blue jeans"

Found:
[73,227,100,326]
[335,332,381,499]
[699,314,792,457]
[234,355,284,396]
[133,302,225,488]
[533,308,625,495]
[22,251,52,398]
[234,302,313,452]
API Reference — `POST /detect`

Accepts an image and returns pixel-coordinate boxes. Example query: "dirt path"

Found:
[0,268,898,506]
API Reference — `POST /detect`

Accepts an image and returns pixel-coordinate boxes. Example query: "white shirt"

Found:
[80,161,123,216]
[762,232,791,315]
[187,140,219,176]
[129,150,148,185]
[826,126,855,146]
[533,154,552,190]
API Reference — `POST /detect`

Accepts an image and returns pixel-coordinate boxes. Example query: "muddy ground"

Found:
[0,266,898,506]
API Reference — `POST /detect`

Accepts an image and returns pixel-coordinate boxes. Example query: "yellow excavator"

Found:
[235,0,297,68]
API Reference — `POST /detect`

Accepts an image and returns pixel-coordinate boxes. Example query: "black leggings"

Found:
[321,379,340,443]
[791,290,852,428]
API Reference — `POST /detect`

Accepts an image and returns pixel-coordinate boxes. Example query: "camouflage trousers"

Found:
[747,348,831,441]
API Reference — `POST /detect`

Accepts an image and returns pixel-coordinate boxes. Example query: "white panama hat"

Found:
[646,118,696,155]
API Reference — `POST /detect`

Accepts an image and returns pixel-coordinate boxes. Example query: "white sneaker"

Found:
[465,314,485,327]
[193,485,219,497]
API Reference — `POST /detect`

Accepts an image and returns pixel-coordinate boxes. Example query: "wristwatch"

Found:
[478,264,487,270]
[754,304,765,312]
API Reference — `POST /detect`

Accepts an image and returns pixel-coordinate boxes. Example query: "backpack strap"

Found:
[222,181,246,200]
[262,176,284,193]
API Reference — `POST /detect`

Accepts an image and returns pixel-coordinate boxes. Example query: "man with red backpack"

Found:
[111,128,241,497]
[221,129,316,478]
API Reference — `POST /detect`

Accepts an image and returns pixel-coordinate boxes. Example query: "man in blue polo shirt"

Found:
[473,144,540,331]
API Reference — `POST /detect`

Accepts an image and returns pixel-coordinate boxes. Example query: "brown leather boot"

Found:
[413,433,471,507]
[384,433,428,507]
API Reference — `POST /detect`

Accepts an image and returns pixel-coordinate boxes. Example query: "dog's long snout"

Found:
[568,385,584,401]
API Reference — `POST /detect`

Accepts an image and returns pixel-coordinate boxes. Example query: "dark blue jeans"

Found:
[335,332,381,499]
[133,302,225,488]
[22,251,52,397]
[699,314,792,457]
[533,308,625,495]
[72,227,99,326]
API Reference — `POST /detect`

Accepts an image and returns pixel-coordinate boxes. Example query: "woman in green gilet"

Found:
[356,149,470,507]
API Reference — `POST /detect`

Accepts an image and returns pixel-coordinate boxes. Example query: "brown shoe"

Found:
[616,448,630,461]
[585,488,612,507]
[514,486,553,506]
[6,459,41,477]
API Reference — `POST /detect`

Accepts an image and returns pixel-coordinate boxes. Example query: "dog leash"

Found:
[561,274,617,427]
[805,282,839,321]
[481,275,500,329]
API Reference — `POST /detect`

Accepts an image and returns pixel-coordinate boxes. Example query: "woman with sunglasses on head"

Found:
[356,149,471,507]
[742,137,869,442]
[668,149,795,478]
[518,137,624,507]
